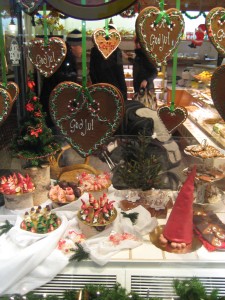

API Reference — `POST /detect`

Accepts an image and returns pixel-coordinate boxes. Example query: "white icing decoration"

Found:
[70,118,94,137]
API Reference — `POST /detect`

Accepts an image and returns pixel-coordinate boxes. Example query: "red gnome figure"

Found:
[189,24,206,48]
[159,165,196,250]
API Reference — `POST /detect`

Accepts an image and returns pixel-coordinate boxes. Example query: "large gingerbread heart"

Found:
[0,88,12,127]
[206,7,225,56]
[49,82,124,157]
[210,65,225,120]
[136,7,184,65]
[93,29,121,59]
[0,82,19,104]
[17,0,43,14]
[157,105,188,133]
[27,37,67,77]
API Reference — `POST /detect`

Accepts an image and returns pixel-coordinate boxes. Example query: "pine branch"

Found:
[1,278,225,299]
[121,212,139,225]
[0,220,13,236]
[173,277,207,300]
[116,133,162,190]
[69,243,89,262]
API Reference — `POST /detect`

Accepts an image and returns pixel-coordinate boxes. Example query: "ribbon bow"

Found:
[154,0,171,26]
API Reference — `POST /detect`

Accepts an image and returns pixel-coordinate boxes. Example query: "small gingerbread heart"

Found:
[28,37,67,77]
[49,82,124,157]
[93,29,121,59]
[206,7,225,56]
[0,88,13,127]
[17,0,43,13]
[211,65,225,120]
[157,105,188,133]
[136,7,184,65]
[0,82,19,103]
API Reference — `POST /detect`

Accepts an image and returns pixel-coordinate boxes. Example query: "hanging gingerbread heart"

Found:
[206,7,225,56]
[17,0,43,14]
[93,29,121,59]
[136,7,184,65]
[0,82,19,104]
[157,105,188,133]
[49,82,124,157]
[0,87,12,127]
[27,37,67,77]
[211,65,225,120]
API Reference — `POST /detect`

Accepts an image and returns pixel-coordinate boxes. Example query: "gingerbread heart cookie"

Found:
[49,82,124,157]
[136,7,184,65]
[28,37,67,77]
[17,0,43,13]
[93,29,121,59]
[206,7,225,56]
[0,88,12,127]
[157,105,188,133]
[211,65,225,120]
[0,82,19,103]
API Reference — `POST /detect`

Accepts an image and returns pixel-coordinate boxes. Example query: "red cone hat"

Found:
[163,165,196,244]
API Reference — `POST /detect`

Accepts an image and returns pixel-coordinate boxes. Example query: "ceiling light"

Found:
[9,18,17,33]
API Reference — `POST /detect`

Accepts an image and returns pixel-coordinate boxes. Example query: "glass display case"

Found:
[1,1,225,298]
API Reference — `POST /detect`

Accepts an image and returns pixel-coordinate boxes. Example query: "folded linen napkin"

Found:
[81,206,158,266]
[0,214,68,295]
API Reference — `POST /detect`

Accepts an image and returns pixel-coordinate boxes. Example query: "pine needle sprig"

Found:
[116,133,162,191]
[174,277,208,300]
[69,243,90,262]
[121,212,139,225]
[0,220,13,236]
[1,278,225,299]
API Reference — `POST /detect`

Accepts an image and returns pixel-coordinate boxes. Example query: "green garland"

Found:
[182,11,207,19]
[121,212,139,225]
[0,220,13,236]
[69,243,90,262]
[173,278,225,300]
[1,278,225,299]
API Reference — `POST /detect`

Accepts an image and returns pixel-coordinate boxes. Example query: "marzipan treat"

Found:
[0,172,35,195]
[49,180,82,205]
[0,173,35,209]
[20,205,61,233]
[78,172,111,196]
[77,193,117,238]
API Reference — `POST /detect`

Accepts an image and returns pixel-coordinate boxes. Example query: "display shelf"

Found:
[1,194,225,298]
[167,86,225,152]
[1,153,225,297]
[32,205,225,298]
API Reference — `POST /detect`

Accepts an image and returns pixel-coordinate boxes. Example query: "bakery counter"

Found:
[33,198,225,299]
[1,184,225,299]
[167,86,225,151]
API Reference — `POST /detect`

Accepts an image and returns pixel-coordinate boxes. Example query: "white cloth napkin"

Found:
[0,190,158,294]
[0,214,68,295]
[2,249,68,295]
[81,206,158,266]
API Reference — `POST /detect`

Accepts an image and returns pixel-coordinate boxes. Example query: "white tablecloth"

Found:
[0,188,158,295]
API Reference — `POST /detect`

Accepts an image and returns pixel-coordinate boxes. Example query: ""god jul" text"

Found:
[70,118,94,136]
[149,32,174,52]
[217,29,225,42]
[36,52,55,68]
